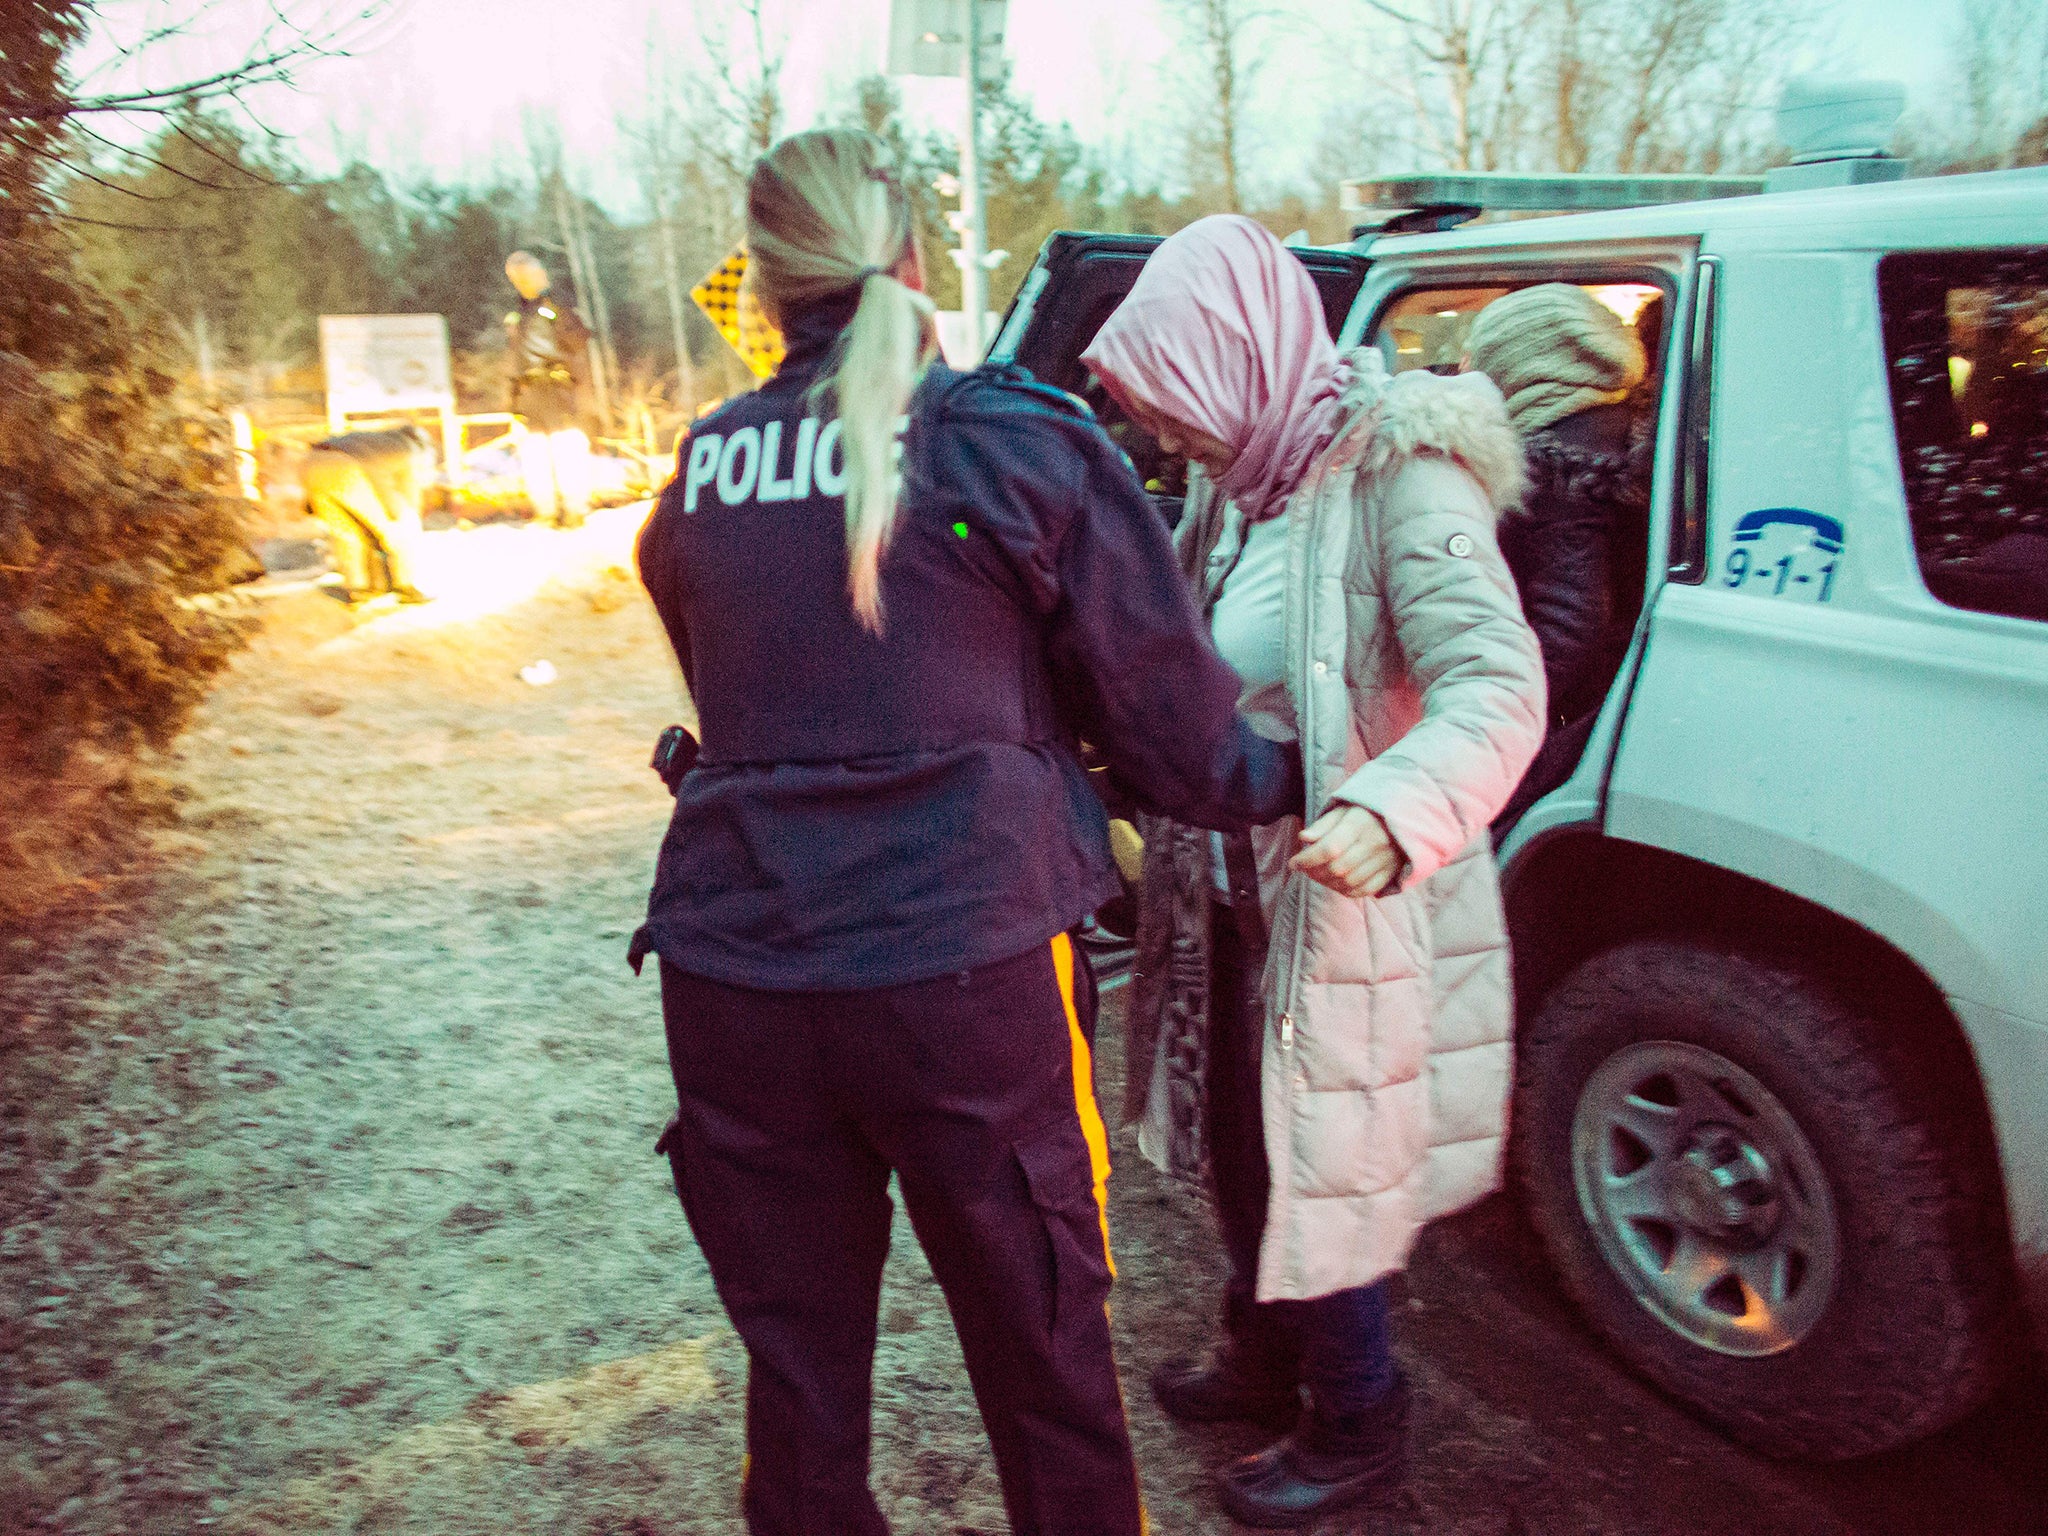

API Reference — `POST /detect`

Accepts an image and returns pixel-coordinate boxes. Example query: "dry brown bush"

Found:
[2,1,255,927]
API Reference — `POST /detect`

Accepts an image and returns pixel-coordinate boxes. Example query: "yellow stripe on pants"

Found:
[1054,933,1150,1532]
[1051,931,1115,1276]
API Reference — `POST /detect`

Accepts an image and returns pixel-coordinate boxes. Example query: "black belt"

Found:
[691,735,1061,771]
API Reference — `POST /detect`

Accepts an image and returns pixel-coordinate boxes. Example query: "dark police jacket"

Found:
[637,298,1303,991]
[1496,400,1650,725]
[505,294,592,433]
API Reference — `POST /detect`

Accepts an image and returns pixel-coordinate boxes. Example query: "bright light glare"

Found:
[1587,284,1658,324]
[328,501,653,642]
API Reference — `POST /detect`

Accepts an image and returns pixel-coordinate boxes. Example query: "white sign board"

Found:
[318,314,454,418]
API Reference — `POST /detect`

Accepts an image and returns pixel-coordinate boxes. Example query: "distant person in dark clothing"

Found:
[504,250,594,528]
[1466,282,1652,830]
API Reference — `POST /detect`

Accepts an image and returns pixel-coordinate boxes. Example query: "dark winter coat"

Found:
[636,296,1303,992]
[505,294,593,432]
[1496,400,1650,725]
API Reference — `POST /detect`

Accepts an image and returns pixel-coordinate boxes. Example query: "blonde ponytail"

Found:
[746,130,937,631]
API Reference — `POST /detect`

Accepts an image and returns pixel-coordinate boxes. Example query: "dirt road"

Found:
[2,505,2041,1534]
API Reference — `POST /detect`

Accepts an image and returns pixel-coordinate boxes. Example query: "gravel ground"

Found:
[2,504,2042,1535]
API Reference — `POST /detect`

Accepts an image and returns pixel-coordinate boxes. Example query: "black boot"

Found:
[1215,1371,1411,1529]
[1151,1345,1302,1431]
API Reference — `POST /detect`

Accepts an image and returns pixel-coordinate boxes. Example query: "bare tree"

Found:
[614,10,787,415]
[621,40,716,414]
[5,1,395,124]
[1953,0,2048,167]
[1603,0,1807,173]
[4,0,396,226]
[1545,0,1601,172]
[627,146,693,408]
[1165,0,1270,211]
[524,113,617,429]
[1306,94,1410,226]
[1345,0,1538,172]
[1331,0,1809,178]
[684,0,787,202]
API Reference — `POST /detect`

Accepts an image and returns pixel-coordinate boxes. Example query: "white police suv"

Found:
[998,109,2048,1459]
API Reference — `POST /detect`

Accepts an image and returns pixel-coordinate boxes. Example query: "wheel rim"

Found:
[1570,1040,1839,1357]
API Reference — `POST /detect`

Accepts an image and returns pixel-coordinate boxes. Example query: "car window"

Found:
[1371,282,1664,376]
[1374,286,1512,373]
[1877,250,2048,624]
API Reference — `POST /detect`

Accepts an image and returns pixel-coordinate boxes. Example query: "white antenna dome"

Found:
[1777,77,1907,164]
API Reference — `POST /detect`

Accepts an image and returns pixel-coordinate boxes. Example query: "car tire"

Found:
[1511,937,2010,1460]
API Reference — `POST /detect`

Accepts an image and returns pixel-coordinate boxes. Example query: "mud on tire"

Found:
[1510,938,2011,1460]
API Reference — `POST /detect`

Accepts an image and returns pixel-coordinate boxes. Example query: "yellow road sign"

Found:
[691,245,785,380]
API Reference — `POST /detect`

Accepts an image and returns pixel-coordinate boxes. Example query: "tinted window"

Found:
[1878,250,2048,623]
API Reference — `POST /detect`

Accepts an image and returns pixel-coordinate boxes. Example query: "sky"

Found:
[74,0,1970,213]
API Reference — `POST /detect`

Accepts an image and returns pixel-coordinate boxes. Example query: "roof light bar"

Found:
[1341,171,1767,217]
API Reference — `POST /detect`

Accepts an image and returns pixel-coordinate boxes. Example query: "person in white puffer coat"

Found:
[1086,215,1544,1528]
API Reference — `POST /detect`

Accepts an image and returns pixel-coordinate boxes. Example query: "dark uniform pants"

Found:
[659,934,1143,1536]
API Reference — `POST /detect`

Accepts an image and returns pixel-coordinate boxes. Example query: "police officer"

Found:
[636,129,1302,1536]
[503,250,594,528]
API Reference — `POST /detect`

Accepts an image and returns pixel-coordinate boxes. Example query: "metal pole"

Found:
[229,408,260,501]
[439,403,462,489]
[960,0,989,362]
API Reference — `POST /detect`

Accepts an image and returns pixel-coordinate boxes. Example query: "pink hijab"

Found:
[1081,215,1342,523]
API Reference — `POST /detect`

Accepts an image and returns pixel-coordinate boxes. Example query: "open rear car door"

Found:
[991,231,1369,392]
[988,232,1370,949]
[988,230,1371,516]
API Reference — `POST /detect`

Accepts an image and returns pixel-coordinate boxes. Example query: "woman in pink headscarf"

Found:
[1086,216,1544,1526]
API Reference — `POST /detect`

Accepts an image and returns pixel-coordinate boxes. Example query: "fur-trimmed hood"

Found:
[1512,408,1653,524]
[1324,348,1528,516]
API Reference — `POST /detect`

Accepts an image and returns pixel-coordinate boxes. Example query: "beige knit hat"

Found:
[1465,283,1647,435]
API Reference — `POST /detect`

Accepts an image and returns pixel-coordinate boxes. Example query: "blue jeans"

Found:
[1207,905,1398,1418]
